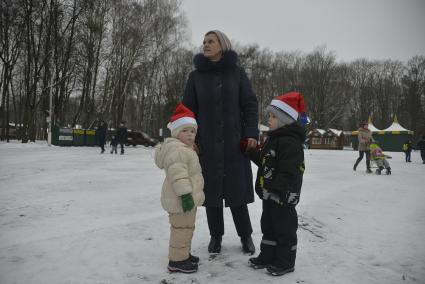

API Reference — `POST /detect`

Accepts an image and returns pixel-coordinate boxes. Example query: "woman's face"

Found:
[203,33,222,61]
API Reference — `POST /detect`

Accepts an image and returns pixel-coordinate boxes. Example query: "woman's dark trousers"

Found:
[353,150,371,171]
[206,205,253,238]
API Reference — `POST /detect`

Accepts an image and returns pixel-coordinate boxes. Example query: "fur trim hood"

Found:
[193,50,238,72]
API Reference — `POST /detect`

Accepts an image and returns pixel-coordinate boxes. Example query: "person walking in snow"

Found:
[116,121,128,155]
[154,104,205,274]
[182,30,258,255]
[353,122,373,173]
[97,120,107,154]
[247,92,308,276]
[370,142,391,175]
[416,135,425,164]
[402,139,413,162]
[110,135,118,154]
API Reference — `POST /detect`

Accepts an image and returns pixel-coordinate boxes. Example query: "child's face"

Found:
[177,127,197,147]
[267,112,280,131]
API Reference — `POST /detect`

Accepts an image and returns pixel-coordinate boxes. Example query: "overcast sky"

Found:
[181,0,425,62]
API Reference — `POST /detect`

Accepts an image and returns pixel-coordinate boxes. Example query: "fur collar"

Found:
[193,50,238,72]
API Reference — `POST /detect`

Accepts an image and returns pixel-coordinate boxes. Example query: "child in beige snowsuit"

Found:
[154,103,205,273]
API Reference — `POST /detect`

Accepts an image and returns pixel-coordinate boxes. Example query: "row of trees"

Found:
[240,45,425,136]
[1,0,424,143]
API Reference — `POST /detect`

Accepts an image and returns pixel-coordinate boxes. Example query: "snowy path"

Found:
[1,142,424,283]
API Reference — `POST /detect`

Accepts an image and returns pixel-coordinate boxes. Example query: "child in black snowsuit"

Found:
[247,92,307,276]
[110,135,118,154]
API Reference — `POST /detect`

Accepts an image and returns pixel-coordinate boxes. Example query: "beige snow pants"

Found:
[168,208,197,261]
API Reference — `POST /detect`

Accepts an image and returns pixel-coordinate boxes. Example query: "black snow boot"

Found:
[386,168,391,175]
[376,166,383,175]
[189,253,199,264]
[208,236,222,253]
[241,236,255,255]
[366,168,372,173]
[249,239,274,269]
[167,259,198,273]
[267,265,295,276]
[249,256,269,269]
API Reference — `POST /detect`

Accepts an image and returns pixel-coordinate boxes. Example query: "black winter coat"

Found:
[182,50,259,208]
[98,123,107,143]
[250,124,306,207]
[116,126,128,143]
[417,139,425,151]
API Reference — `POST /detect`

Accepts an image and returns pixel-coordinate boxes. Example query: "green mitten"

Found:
[181,194,195,212]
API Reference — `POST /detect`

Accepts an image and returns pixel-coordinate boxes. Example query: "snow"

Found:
[327,128,343,136]
[1,142,424,284]
[308,129,326,135]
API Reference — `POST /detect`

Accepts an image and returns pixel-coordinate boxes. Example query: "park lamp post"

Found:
[47,74,53,146]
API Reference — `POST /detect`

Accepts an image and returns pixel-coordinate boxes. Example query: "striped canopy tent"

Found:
[367,116,381,132]
[373,116,413,152]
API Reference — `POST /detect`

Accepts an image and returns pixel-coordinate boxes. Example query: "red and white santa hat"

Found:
[168,103,197,137]
[268,92,309,125]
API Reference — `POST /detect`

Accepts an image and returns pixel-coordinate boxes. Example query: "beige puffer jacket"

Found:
[358,127,373,151]
[154,138,205,213]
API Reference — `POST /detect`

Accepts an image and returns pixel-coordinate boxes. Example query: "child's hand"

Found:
[181,194,194,212]
[240,138,259,153]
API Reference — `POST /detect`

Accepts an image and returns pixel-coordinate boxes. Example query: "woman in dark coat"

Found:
[182,30,259,255]
[97,120,107,154]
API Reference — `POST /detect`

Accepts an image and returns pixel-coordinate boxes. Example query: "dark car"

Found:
[127,131,158,147]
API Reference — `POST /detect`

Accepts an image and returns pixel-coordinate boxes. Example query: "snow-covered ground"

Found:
[0,141,424,284]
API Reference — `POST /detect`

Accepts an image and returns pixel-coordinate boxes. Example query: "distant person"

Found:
[97,120,107,154]
[182,30,258,255]
[116,121,128,155]
[353,122,373,173]
[402,139,413,162]
[417,135,425,164]
[110,135,118,154]
[247,92,308,276]
[154,103,205,273]
[370,143,391,175]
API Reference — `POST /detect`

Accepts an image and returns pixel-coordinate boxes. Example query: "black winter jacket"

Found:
[182,50,259,208]
[417,139,425,151]
[116,126,128,143]
[250,124,306,207]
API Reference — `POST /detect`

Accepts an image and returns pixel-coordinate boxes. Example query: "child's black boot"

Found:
[376,166,383,175]
[167,259,198,273]
[189,253,199,264]
[386,167,391,175]
[267,265,295,276]
[249,239,274,269]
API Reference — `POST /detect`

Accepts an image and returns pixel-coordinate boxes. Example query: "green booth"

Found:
[52,126,73,146]
[85,129,97,146]
[73,129,85,146]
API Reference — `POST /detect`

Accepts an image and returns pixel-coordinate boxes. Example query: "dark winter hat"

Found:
[168,103,197,138]
[205,30,232,52]
[268,92,310,126]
